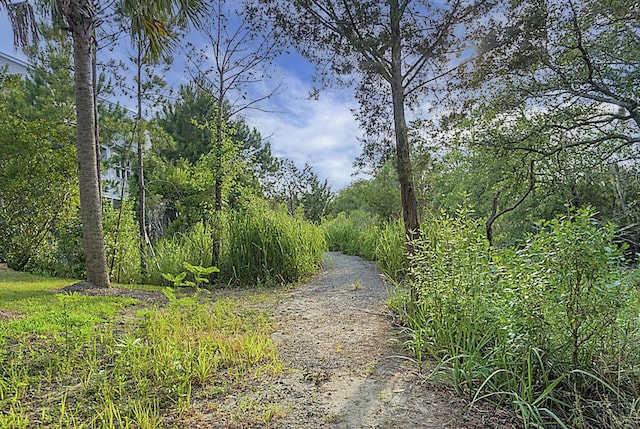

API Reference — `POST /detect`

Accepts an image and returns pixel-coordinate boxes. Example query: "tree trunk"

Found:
[62,0,110,288]
[390,0,420,245]
[92,37,101,199]
[390,0,420,303]
[137,44,148,276]
[211,100,224,268]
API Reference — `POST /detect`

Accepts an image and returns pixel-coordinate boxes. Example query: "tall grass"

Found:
[103,201,142,284]
[20,197,325,288]
[390,207,640,428]
[147,203,326,287]
[375,219,407,281]
[147,222,213,286]
[324,210,378,259]
[220,204,326,285]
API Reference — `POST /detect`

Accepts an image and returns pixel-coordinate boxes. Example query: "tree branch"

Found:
[485,159,535,245]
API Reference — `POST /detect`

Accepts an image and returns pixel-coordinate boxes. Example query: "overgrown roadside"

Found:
[0,254,517,428]
[209,252,517,428]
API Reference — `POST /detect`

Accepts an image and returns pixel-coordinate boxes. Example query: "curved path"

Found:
[261,252,508,428]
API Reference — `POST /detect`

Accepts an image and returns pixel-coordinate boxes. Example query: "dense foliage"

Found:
[0,73,77,271]
[0,47,328,287]
[390,208,640,427]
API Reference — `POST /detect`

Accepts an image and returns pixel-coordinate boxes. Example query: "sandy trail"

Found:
[259,252,508,428]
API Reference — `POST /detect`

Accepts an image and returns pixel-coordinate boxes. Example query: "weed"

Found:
[0,271,281,427]
[390,207,640,428]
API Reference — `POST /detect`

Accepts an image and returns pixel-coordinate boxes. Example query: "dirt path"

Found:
[58,251,513,427]
[256,252,510,429]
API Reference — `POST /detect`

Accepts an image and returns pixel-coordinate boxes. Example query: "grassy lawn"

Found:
[0,270,281,428]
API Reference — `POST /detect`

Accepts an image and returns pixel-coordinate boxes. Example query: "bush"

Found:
[392,207,640,428]
[25,210,85,279]
[25,201,142,283]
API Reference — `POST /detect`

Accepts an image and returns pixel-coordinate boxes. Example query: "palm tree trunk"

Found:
[62,0,111,288]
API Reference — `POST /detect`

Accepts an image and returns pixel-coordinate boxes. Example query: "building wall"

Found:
[101,141,131,206]
[0,51,28,75]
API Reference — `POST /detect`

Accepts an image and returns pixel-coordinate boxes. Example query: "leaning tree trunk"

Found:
[60,0,111,288]
[390,0,420,245]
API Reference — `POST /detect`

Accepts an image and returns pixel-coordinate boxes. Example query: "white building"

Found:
[100,141,132,206]
[1,50,132,205]
[0,50,28,75]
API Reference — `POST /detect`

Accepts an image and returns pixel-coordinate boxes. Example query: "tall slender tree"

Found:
[250,0,487,250]
[187,0,279,266]
[118,0,205,276]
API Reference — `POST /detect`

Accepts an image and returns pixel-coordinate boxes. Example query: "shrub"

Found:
[25,210,85,279]
[392,207,640,428]
[25,201,142,283]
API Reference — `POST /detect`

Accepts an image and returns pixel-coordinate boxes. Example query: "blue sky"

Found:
[0,13,363,190]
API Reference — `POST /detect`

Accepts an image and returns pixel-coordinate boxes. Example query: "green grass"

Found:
[0,270,282,428]
[0,272,137,336]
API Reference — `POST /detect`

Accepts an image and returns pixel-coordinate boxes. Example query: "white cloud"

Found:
[245,68,362,190]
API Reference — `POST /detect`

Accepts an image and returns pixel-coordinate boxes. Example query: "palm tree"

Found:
[118,0,205,277]
[2,0,110,287]
[1,0,203,287]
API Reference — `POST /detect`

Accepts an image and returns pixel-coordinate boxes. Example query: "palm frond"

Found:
[2,0,39,48]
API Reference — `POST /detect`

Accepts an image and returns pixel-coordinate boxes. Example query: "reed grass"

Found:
[147,222,213,286]
[220,203,326,285]
[146,203,325,287]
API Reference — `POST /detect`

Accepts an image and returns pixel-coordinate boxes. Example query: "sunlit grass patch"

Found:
[0,271,281,428]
